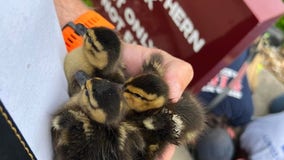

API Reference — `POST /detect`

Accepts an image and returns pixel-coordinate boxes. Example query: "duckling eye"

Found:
[133,93,143,99]
[85,90,89,97]
[125,89,147,100]
[84,85,89,97]
[86,32,99,52]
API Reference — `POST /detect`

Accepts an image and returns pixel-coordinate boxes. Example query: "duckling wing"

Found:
[51,109,89,160]
[167,91,207,144]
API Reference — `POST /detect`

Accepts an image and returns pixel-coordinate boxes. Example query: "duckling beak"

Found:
[74,70,90,87]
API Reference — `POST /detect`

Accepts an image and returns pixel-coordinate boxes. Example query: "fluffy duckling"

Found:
[126,92,206,159]
[51,72,144,160]
[123,73,169,112]
[166,91,206,145]
[123,79,206,159]
[122,54,206,159]
[123,53,168,112]
[142,53,164,76]
[64,27,126,96]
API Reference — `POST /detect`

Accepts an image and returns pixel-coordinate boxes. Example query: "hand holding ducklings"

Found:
[61,26,197,160]
[121,42,194,160]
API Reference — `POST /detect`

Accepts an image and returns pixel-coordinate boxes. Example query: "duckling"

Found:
[123,53,168,112]
[64,27,127,96]
[123,73,169,112]
[165,91,207,145]
[123,79,206,159]
[51,72,144,160]
[142,53,164,76]
[122,54,206,159]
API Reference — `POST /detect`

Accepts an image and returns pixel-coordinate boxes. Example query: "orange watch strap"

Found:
[74,10,114,29]
[62,26,84,52]
[62,10,115,52]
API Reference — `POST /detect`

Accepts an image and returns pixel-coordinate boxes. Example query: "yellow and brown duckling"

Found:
[123,73,169,112]
[123,53,168,112]
[64,27,127,96]
[122,54,206,159]
[51,71,144,160]
[123,77,206,159]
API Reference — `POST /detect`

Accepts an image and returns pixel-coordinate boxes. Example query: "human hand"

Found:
[54,0,193,104]
[121,42,193,103]
[121,42,194,160]
[155,144,177,160]
[54,0,194,99]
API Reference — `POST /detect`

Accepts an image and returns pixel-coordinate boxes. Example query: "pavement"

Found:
[252,69,284,117]
[172,145,194,160]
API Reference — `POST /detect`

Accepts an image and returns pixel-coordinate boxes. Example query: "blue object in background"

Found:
[269,94,284,114]
[198,49,254,126]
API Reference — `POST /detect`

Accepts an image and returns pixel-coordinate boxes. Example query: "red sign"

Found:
[93,0,284,93]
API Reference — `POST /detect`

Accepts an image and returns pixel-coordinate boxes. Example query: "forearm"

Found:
[54,0,90,28]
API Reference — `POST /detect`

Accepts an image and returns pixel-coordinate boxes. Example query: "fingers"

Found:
[155,144,176,160]
[121,42,149,75]
[162,54,193,102]
[121,42,194,102]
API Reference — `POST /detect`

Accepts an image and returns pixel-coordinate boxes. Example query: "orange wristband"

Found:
[62,10,115,52]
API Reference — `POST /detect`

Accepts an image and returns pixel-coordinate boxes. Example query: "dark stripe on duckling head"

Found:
[84,81,99,110]
[93,27,121,67]
[124,88,149,101]
[123,74,169,111]
[90,78,121,123]
[125,74,169,98]
[86,30,100,52]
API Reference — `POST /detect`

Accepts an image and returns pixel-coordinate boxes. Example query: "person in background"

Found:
[192,48,255,160]
[269,93,284,113]
[240,93,284,160]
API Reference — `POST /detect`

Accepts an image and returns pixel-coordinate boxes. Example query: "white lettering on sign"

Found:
[123,30,138,44]
[100,0,154,47]
[101,0,125,30]
[124,7,153,47]
[144,0,163,11]
[115,0,126,8]
[144,0,154,10]
[163,0,206,53]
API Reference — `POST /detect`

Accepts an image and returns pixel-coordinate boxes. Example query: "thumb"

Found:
[163,58,193,103]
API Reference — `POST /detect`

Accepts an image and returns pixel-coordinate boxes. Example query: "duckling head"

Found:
[122,73,169,112]
[83,27,121,71]
[77,75,123,125]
